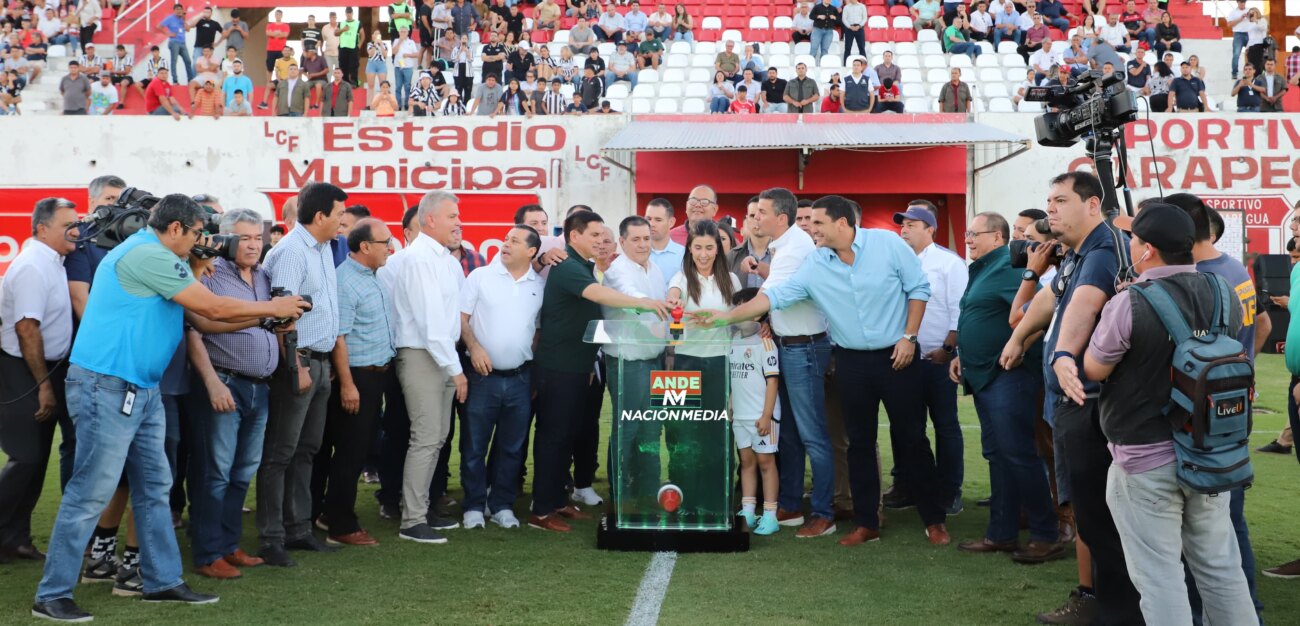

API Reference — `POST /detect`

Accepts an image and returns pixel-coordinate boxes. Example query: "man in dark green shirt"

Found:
[530,210,668,533]
[636,31,664,70]
[950,211,1062,564]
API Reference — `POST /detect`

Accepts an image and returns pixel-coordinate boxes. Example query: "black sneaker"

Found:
[80,554,117,584]
[1256,440,1293,454]
[314,515,330,532]
[426,514,460,531]
[142,583,219,605]
[398,523,448,544]
[977,496,992,507]
[285,534,339,553]
[31,598,93,623]
[379,503,401,520]
[258,544,297,568]
[946,493,964,516]
[111,565,143,597]
[881,484,915,510]
[1036,589,1098,625]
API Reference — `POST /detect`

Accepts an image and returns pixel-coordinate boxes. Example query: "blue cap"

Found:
[893,206,936,230]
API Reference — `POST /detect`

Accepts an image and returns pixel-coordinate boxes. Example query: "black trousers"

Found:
[531,367,591,515]
[0,353,64,548]
[339,46,360,85]
[572,358,605,490]
[834,347,945,530]
[78,25,96,48]
[1054,398,1144,625]
[322,367,387,536]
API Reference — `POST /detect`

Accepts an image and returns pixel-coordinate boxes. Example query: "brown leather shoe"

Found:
[925,524,951,546]
[555,505,591,520]
[776,508,805,527]
[795,517,836,538]
[957,537,1018,553]
[328,530,380,547]
[224,549,264,568]
[0,543,45,561]
[838,526,880,546]
[1264,558,1300,579]
[1012,540,1067,564]
[195,558,242,579]
[528,514,572,533]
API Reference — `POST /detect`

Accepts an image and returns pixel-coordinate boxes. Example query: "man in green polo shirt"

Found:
[529,210,668,533]
[637,31,664,70]
[949,211,1063,564]
[338,8,362,85]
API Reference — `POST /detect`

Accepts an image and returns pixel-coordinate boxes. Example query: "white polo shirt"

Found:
[762,225,828,338]
[915,242,967,355]
[393,232,464,376]
[601,254,666,360]
[1,240,73,360]
[460,260,543,371]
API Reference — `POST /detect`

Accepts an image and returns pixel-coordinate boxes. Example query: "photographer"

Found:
[0,199,78,563]
[258,182,346,565]
[1009,172,1143,624]
[184,209,283,579]
[34,195,308,623]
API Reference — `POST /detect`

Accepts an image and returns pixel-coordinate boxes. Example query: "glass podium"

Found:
[585,318,755,553]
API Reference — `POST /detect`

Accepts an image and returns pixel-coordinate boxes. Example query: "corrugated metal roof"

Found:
[601,120,1029,152]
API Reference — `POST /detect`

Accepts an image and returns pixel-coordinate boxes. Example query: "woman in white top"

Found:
[1244,9,1268,74]
[665,220,741,520]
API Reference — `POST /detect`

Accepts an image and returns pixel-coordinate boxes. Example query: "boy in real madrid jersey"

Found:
[729,288,781,536]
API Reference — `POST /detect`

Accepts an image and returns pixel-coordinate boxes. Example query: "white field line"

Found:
[625,552,678,626]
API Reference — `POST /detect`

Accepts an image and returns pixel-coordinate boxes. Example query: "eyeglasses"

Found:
[366,238,394,248]
[964,230,996,238]
[181,224,209,238]
[687,197,716,206]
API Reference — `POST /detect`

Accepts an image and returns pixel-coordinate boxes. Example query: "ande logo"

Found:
[650,371,702,408]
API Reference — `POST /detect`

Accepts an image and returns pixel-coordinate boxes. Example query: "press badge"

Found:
[121,386,137,416]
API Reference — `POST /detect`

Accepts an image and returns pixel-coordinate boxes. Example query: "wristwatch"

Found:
[941,344,956,354]
[1022,269,1039,282]
[903,334,918,344]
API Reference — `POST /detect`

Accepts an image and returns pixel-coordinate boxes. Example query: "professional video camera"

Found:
[1025,69,1139,148]
[69,187,239,261]
[1023,69,1139,281]
[190,208,240,262]
[1010,218,1068,269]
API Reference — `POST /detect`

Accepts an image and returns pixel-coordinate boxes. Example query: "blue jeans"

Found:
[1232,32,1249,76]
[168,39,193,84]
[919,360,964,498]
[149,107,172,115]
[949,41,981,59]
[460,369,532,514]
[394,67,413,109]
[1046,16,1070,31]
[1044,386,1071,504]
[811,28,834,59]
[673,30,694,42]
[1237,105,1260,112]
[710,96,730,113]
[37,365,184,602]
[775,337,834,520]
[611,70,638,88]
[973,366,1057,542]
[188,374,268,566]
[992,28,1022,47]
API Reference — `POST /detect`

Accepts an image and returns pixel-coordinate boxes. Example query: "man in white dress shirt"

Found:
[458,225,544,531]
[601,216,668,506]
[0,198,78,561]
[393,190,467,545]
[748,187,836,539]
[887,202,966,514]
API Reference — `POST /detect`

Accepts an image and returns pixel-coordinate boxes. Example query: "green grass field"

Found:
[2,356,1299,625]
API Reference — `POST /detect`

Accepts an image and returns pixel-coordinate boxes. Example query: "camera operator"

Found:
[1004,172,1143,624]
[1081,204,1255,623]
[257,182,346,565]
[183,209,284,579]
[34,194,308,623]
[0,199,78,563]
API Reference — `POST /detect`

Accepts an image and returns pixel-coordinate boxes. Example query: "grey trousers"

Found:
[396,348,455,528]
[1106,462,1255,626]
[257,357,331,545]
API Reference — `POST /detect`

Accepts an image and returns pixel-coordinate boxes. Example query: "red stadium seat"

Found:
[744,28,770,40]
[724,16,746,28]
[1048,28,1066,40]
[889,5,910,16]
[532,29,551,43]
[867,29,890,42]
[892,28,916,41]
[867,6,885,17]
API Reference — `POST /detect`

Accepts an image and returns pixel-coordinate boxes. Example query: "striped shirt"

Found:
[410,84,440,109]
[264,225,340,352]
[442,100,466,115]
[198,257,279,379]
[456,243,486,276]
[336,257,396,367]
[367,41,388,62]
[144,55,169,78]
[541,89,565,115]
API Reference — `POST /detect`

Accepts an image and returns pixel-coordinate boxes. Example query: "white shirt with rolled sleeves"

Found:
[915,242,967,355]
[393,232,464,377]
[601,254,666,360]
[762,226,828,338]
[0,240,73,360]
[460,260,543,371]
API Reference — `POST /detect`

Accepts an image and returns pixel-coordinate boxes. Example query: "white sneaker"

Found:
[491,510,520,529]
[571,487,604,506]
[463,511,486,529]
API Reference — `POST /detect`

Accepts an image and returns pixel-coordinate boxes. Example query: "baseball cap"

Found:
[892,206,937,230]
[1113,203,1194,255]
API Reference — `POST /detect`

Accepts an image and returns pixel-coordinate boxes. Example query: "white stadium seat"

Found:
[987,97,1015,112]
[774,16,794,29]
[795,54,818,68]
[654,99,679,113]
[606,98,625,111]
[685,83,709,98]
[631,98,653,113]
[1019,101,1044,112]
[1001,54,1026,68]
[659,83,684,98]
[682,98,707,113]
[868,15,889,29]
[902,83,925,98]
[951,56,972,68]
[919,41,943,55]
[978,67,1004,82]
[975,54,999,68]
[598,42,615,56]
[721,29,743,43]
[895,42,918,55]
[997,41,1019,54]
[749,16,770,29]
[905,97,930,111]
[47,45,68,58]
[691,54,714,67]
[897,55,920,69]
[662,68,686,83]
[695,42,717,55]
[893,16,913,29]
[552,31,571,44]
[687,68,711,83]
[639,69,660,83]
[770,54,792,67]
[927,83,946,97]
[923,55,947,69]
[901,68,923,83]
[666,54,689,68]
[821,54,843,67]
[793,42,812,55]
[670,41,692,55]
[981,82,1009,98]
[702,16,723,30]
[1006,68,1029,82]
[916,30,938,43]
[631,84,656,98]
[769,42,792,55]
[607,83,631,99]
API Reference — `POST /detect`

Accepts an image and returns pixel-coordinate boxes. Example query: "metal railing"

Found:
[112,0,157,49]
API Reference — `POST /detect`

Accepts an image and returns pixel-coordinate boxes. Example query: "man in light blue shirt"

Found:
[697,195,952,547]
[157,3,194,84]
[645,198,684,291]
[221,59,253,107]
[624,1,649,40]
